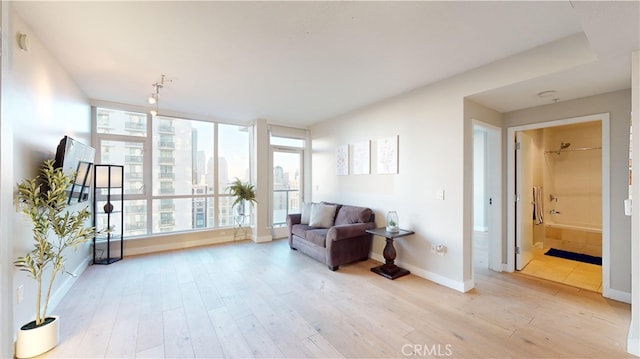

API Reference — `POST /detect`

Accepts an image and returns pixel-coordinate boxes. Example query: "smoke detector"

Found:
[536,90,559,103]
[536,90,557,98]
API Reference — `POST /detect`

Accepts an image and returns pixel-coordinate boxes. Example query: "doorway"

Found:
[507,113,609,293]
[473,121,502,275]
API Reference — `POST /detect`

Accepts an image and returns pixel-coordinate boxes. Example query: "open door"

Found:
[515,131,534,270]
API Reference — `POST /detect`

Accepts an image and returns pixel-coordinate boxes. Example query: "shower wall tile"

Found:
[543,122,602,230]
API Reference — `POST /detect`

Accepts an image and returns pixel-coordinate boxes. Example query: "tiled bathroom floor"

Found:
[519,246,602,292]
[473,231,602,293]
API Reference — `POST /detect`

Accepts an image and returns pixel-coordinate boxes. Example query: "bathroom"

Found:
[520,120,603,291]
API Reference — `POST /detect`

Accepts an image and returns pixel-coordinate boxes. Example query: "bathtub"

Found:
[544,222,602,257]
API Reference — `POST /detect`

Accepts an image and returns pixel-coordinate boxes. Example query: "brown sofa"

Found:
[287,203,376,270]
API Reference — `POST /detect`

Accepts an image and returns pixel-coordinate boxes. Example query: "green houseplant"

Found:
[226,178,257,217]
[14,160,99,358]
[227,178,257,208]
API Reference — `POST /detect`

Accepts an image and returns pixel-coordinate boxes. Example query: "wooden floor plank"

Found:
[135,310,164,354]
[134,344,164,358]
[239,289,316,357]
[162,307,195,358]
[105,292,141,358]
[180,281,225,358]
[208,306,254,358]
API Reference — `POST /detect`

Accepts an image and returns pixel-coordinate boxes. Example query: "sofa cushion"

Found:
[300,202,313,224]
[292,224,314,239]
[335,205,373,225]
[306,228,329,247]
[321,201,342,221]
[309,203,337,228]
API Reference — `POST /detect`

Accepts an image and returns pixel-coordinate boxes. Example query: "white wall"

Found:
[312,90,468,289]
[627,50,639,357]
[1,6,92,348]
[0,3,12,357]
[252,118,273,243]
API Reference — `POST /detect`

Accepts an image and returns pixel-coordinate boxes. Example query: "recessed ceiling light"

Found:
[536,90,557,98]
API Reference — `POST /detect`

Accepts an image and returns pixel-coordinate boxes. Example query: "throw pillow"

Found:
[301,202,313,224]
[309,203,337,228]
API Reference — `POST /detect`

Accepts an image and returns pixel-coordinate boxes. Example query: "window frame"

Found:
[93,105,251,238]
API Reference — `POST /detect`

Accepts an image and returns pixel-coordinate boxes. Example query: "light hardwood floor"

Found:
[41,238,631,358]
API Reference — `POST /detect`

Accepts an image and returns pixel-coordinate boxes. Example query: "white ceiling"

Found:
[13,1,640,127]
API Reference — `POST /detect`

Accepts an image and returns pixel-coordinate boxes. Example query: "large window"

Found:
[95,107,251,237]
[218,123,251,225]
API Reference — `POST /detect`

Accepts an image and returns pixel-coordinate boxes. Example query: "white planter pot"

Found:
[15,316,60,358]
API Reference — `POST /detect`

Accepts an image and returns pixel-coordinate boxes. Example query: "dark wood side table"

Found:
[366,228,414,280]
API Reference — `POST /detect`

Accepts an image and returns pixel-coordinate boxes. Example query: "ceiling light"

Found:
[147,94,157,105]
[147,74,172,115]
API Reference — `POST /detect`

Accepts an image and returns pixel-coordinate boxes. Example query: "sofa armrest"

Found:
[327,222,376,242]
[287,213,302,229]
[286,213,302,249]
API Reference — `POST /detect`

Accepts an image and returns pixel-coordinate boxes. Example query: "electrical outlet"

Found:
[436,190,445,200]
[430,244,436,254]
[17,285,24,304]
[436,244,446,256]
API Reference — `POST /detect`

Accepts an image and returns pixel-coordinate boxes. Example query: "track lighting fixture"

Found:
[148,74,171,116]
[147,93,157,105]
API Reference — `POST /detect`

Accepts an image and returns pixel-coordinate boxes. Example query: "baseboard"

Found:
[370,253,468,293]
[603,287,631,304]
[628,320,640,356]
[48,254,91,313]
[125,235,236,256]
[253,234,273,243]
[462,279,475,292]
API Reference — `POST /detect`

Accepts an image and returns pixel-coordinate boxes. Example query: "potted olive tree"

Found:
[226,178,257,226]
[14,160,99,358]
